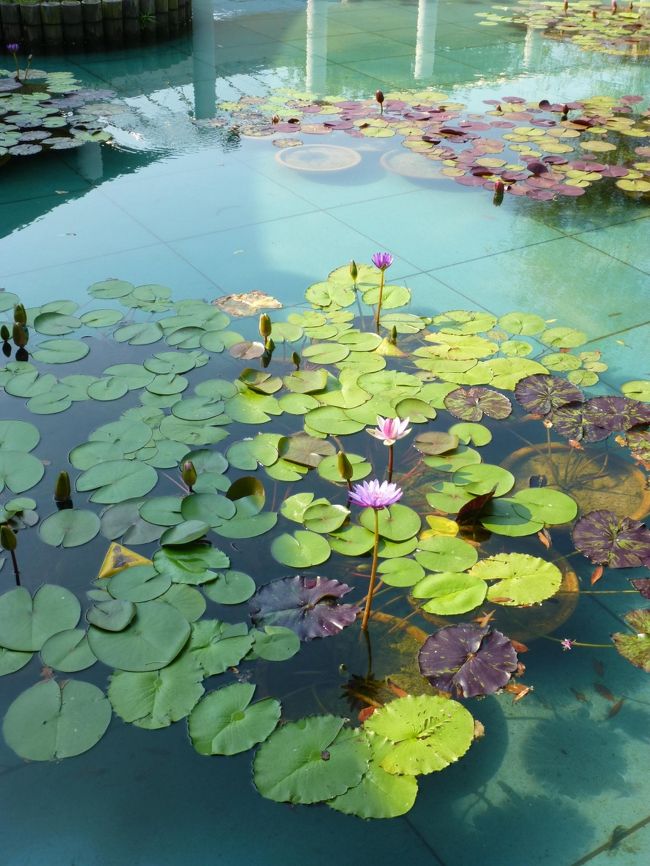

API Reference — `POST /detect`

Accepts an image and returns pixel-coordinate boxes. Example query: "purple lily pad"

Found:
[515,374,584,416]
[583,396,650,434]
[444,387,512,422]
[552,402,610,443]
[249,574,359,641]
[573,510,650,569]
[631,579,650,599]
[418,624,518,698]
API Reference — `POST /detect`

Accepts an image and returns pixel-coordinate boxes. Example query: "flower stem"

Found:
[361,509,380,631]
[387,444,394,483]
[544,636,613,649]
[374,271,385,333]
[10,549,20,586]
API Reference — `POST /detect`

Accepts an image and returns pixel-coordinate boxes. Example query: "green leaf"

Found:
[377,557,425,587]
[203,570,256,605]
[2,680,111,761]
[329,524,376,556]
[161,520,209,546]
[364,694,474,775]
[0,451,45,493]
[306,406,365,435]
[612,609,650,672]
[280,492,315,523]
[0,647,32,676]
[188,620,253,676]
[100,500,163,545]
[254,715,371,804]
[153,543,229,585]
[0,585,80,651]
[511,488,578,525]
[413,572,487,615]
[38,509,101,548]
[108,565,171,603]
[303,500,349,533]
[158,584,206,622]
[108,653,204,729]
[360,504,421,542]
[479,499,544,537]
[471,553,562,606]
[271,530,331,568]
[40,628,96,672]
[0,420,40,452]
[86,598,136,632]
[448,422,492,446]
[87,601,190,671]
[189,682,281,755]
[452,463,515,496]
[32,338,89,364]
[249,626,300,661]
[317,453,372,483]
[76,460,158,504]
[139,496,184,527]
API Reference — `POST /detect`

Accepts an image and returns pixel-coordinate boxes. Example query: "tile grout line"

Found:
[401,815,449,865]
[568,812,650,866]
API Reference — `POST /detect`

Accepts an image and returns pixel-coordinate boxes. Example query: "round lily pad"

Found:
[248,625,301,661]
[189,682,281,756]
[0,585,80,651]
[471,553,562,605]
[40,628,97,672]
[2,679,111,761]
[415,536,478,572]
[271,530,331,568]
[203,570,256,605]
[412,572,487,615]
[39,509,101,548]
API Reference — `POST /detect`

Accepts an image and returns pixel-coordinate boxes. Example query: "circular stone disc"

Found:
[380,149,442,180]
[275,144,361,173]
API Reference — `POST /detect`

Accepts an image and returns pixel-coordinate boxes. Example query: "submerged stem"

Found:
[387,444,394,483]
[10,549,20,586]
[361,509,380,631]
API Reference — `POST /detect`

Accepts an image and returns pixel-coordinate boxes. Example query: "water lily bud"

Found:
[493,180,505,206]
[0,324,9,341]
[54,471,71,503]
[12,323,28,347]
[181,460,197,491]
[337,450,353,482]
[292,351,301,370]
[611,0,617,11]
[563,0,568,10]
[592,8,597,17]
[13,303,26,325]
[1,524,17,552]
[375,90,384,106]
[259,313,272,339]
[389,325,398,345]
[265,337,275,353]
[271,114,280,124]
[350,260,358,282]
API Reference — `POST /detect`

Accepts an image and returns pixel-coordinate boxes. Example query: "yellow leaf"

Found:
[97,543,152,579]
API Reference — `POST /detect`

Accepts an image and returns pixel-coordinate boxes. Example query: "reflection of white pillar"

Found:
[306,0,328,94]
[76,142,103,182]
[415,0,438,80]
[192,0,217,120]
[522,24,544,69]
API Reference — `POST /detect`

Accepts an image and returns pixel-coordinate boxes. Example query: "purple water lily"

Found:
[349,479,403,510]
[371,252,393,271]
[6,43,20,53]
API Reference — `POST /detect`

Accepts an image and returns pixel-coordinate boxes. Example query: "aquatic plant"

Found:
[0,263,648,819]
[217,87,650,201]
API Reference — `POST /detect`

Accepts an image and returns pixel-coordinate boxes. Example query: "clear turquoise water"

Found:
[1,1,649,864]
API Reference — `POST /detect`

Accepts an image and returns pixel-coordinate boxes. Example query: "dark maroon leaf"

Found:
[573,510,650,569]
[249,574,359,641]
[583,396,650,434]
[515,374,583,416]
[456,488,497,526]
[418,624,518,698]
[552,402,610,442]
[631,579,650,599]
[444,387,512,422]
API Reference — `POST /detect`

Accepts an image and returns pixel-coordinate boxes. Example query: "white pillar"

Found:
[306,0,329,94]
[415,0,439,81]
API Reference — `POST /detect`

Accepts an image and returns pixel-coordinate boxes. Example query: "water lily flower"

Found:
[349,479,403,510]
[371,252,393,271]
[181,460,197,492]
[560,638,576,651]
[6,43,19,53]
[367,416,411,447]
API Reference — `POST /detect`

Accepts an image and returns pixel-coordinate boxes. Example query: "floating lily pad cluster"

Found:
[0,68,116,159]
[1,262,649,819]
[219,88,650,200]
[477,1,650,58]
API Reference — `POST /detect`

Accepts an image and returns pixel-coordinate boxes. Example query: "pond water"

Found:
[1,1,649,865]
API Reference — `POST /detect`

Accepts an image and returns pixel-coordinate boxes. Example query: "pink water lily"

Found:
[349,479,403,510]
[367,415,411,446]
[560,638,576,651]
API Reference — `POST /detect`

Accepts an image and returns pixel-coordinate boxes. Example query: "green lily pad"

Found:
[108,565,171,603]
[303,500,349,533]
[153,543,229,585]
[377,557,425,587]
[0,585,80,651]
[415,536,478,572]
[180,493,236,528]
[0,420,40,452]
[448,422,492,446]
[0,647,32,676]
[158,584,206,622]
[479,499,544,537]
[139,496,184,527]
[40,628,96,672]
[161,520,209,546]
[76,460,158,504]
[32,338,89,364]
[0,451,45,493]
[511,488,578,525]
[306,406,365,435]
[360,504,421,542]
[248,625,301,661]
[612,609,650,672]
[423,445,481,472]
[271,530,331,568]
[189,682,281,756]
[39,509,101,548]
[2,679,111,761]
[100,500,163,545]
[412,572,487,615]
[188,620,253,676]
[452,463,515,496]
[254,715,371,804]
[317,453,372,483]
[88,601,191,672]
[471,553,562,606]
[108,653,204,730]
[203,570,256,605]
[86,598,136,632]
[364,694,474,775]
[329,525,376,556]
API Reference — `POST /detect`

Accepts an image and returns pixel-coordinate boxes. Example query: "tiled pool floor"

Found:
[0,2,649,864]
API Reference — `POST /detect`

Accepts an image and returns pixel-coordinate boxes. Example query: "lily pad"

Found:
[40,628,96,672]
[248,625,301,661]
[188,620,253,676]
[189,682,281,755]
[415,536,478,572]
[419,625,518,698]
[0,585,80,651]
[254,715,370,804]
[249,575,359,640]
[612,609,650,672]
[271,530,331,568]
[444,387,512,421]
[412,572,487,615]
[39,509,101,548]
[2,679,111,761]
[364,694,475,774]
[76,460,158,504]
[573,511,650,569]
[471,553,563,605]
